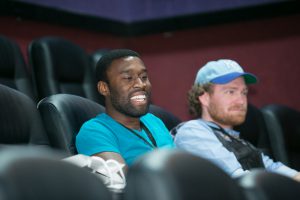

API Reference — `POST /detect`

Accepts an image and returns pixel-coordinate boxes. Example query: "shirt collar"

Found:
[205,121,240,137]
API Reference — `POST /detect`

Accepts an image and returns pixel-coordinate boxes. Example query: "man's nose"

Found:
[236,94,247,104]
[133,77,146,88]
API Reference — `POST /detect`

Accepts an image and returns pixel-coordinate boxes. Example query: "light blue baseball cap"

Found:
[194,59,258,85]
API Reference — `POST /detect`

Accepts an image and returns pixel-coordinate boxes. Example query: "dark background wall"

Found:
[1,3,299,121]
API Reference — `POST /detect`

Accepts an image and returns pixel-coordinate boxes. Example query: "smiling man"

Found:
[173,59,300,181]
[76,49,174,171]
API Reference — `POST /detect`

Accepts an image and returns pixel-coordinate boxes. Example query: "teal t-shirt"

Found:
[76,113,174,166]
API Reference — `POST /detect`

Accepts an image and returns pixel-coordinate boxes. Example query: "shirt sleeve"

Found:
[75,120,120,156]
[174,120,248,177]
[262,153,298,178]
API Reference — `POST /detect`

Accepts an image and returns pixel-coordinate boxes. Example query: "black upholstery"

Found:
[0,35,36,100]
[124,149,246,200]
[37,93,105,155]
[0,84,49,146]
[261,104,300,169]
[149,104,181,131]
[28,36,101,103]
[90,48,109,70]
[0,146,112,200]
[89,48,109,106]
[234,104,273,157]
[237,170,300,200]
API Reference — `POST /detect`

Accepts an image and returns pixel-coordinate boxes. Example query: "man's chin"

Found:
[231,117,246,126]
[127,105,149,118]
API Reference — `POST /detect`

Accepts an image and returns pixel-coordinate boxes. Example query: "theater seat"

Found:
[0,35,36,100]
[149,104,181,131]
[0,84,49,147]
[0,146,112,200]
[89,48,109,106]
[261,104,300,169]
[90,49,109,71]
[237,169,300,200]
[28,36,101,103]
[124,149,246,200]
[234,103,274,158]
[37,94,105,155]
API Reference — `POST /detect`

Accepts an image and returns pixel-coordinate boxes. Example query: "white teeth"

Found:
[131,95,146,101]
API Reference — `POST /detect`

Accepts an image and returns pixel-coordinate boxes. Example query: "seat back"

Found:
[37,93,105,155]
[0,146,112,200]
[28,36,101,103]
[90,49,109,70]
[234,104,273,157]
[0,35,36,100]
[149,104,181,131]
[0,84,49,146]
[124,149,246,200]
[89,48,109,106]
[261,104,300,168]
[238,169,300,200]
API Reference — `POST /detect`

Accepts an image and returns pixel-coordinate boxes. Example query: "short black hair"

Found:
[95,49,140,82]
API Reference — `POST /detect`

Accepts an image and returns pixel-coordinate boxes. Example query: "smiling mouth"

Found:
[130,95,147,102]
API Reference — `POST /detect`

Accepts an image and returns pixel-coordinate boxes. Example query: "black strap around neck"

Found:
[208,122,235,138]
[119,122,157,148]
[208,121,265,170]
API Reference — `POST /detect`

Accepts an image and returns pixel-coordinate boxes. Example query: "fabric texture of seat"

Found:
[237,169,300,200]
[124,149,246,200]
[234,103,273,158]
[149,104,181,131]
[28,36,101,103]
[0,84,49,146]
[37,93,105,155]
[0,35,36,100]
[0,146,112,200]
[261,104,300,169]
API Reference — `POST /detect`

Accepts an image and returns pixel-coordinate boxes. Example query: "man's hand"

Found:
[93,151,128,174]
[293,172,300,182]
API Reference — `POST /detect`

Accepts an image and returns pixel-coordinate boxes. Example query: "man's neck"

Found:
[106,110,141,130]
[117,117,141,130]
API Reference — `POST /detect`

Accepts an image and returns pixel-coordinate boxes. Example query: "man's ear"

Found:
[97,81,109,96]
[198,92,210,107]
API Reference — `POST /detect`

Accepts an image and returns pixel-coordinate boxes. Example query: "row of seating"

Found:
[1,146,299,200]
[1,34,300,199]
[1,34,300,169]
[0,35,107,104]
[0,83,181,154]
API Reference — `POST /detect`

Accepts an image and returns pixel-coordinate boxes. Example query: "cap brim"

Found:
[211,72,258,84]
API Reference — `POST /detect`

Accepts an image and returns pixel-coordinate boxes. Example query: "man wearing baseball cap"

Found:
[173,59,300,180]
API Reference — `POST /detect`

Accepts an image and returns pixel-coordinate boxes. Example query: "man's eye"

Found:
[242,91,248,96]
[225,90,234,95]
[124,76,133,80]
[141,75,148,81]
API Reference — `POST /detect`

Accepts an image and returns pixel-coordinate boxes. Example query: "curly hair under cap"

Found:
[188,83,214,117]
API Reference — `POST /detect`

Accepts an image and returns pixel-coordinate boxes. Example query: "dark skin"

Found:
[93,56,152,173]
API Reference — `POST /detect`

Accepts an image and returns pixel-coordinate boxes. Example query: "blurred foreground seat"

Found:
[0,146,112,200]
[124,149,246,200]
[238,169,300,200]
[0,84,48,147]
